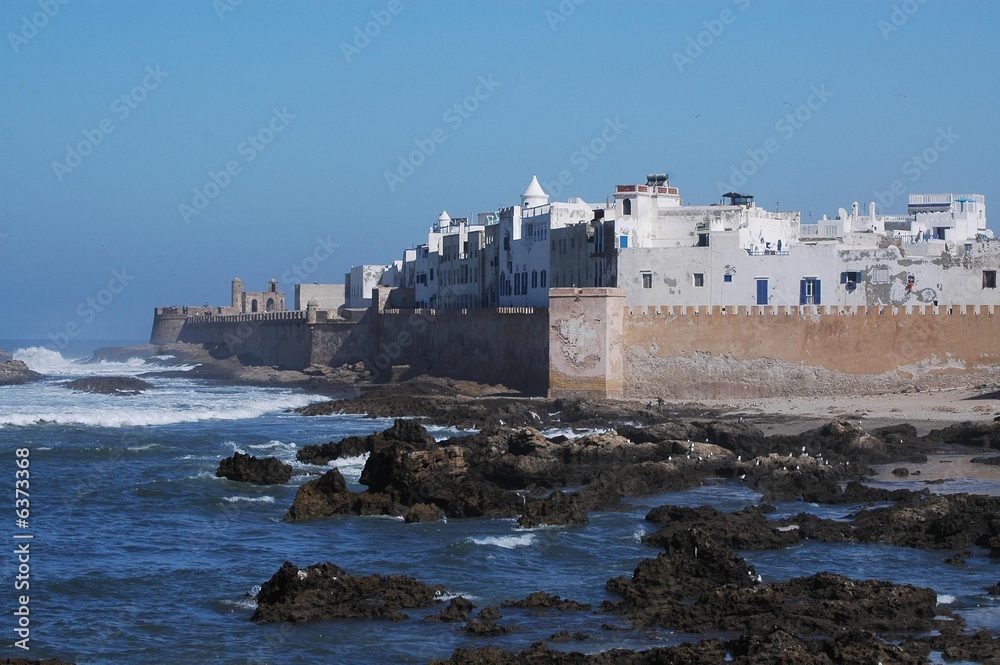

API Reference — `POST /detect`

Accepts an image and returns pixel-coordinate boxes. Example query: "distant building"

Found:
[294,283,345,312]
[231,278,285,313]
[343,173,996,312]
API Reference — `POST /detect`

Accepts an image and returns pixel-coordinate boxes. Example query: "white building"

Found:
[352,173,998,313]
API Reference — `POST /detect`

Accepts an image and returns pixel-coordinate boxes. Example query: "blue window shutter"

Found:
[800,279,807,305]
[815,279,821,305]
[620,235,628,249]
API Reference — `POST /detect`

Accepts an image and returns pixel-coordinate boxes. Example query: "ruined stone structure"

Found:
[231,278,286,314]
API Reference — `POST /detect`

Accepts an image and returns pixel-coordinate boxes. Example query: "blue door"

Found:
[756,279,768,305]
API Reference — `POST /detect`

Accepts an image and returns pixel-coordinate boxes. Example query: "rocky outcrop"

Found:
[63,376,153,395]
[851,491,1000,551]
[216,452,292,485]
[500,592,590,612]
[296,436,372,465]
[424,596,475,623]
[0,358,42,386]
[252,561,445,623]
[286,469,400,521]
[517,491,588,528]
[605,533,947,637]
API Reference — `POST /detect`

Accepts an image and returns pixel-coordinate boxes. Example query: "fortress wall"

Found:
[623,303,1000,398]
[372,308,549,393]
[178,318,313,370]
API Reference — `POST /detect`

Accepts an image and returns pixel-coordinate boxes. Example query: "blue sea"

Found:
[0,341,998,664]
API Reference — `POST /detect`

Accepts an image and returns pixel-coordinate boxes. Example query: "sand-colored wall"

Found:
[548,288,626,399]
[624,303,1000,398]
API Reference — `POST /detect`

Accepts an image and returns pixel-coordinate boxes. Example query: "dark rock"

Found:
[63,376,153,395]
[252,561,445,623]
[643,505,803,550]
[216,452,292,485]
[548,631,590,642]
[0,359,43,386]
[923,420,1000,450]
[920,628,1000,663]
[296,436,372,465]
[971,455,1000,465]
[404,503,444,523]
[943,550,972,566]
[518,491,588,528]
[852,492,1000,550]
[0,659,78,665]
[424,596,475,623]
[477,606,502,621]
[428,639,729,664]
[462,619,510,637]
[988,581,1000,595]
[501,592,591,612]
[892,467,910,477]
[286,469,401,521]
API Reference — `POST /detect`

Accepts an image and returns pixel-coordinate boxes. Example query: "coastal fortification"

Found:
[150,286,1000,397]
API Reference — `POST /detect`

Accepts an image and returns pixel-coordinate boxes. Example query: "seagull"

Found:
[894,93,908,98]
[737,455,742,462]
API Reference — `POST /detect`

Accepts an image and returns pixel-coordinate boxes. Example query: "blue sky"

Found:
[2,0,998,342]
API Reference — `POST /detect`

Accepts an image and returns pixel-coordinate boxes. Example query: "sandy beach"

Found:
[697,386,1000,435]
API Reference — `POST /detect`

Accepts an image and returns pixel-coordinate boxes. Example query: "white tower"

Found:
[521,175,549,209]
[437,210,451,231]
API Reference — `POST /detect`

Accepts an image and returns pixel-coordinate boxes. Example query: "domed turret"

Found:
[437,210,451,231]
[521,175,549,209]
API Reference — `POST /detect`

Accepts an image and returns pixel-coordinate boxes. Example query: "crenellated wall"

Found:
[622,302,1000,398]
[152,291,1000,399]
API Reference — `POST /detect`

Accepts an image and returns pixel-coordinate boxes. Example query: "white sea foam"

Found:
[468,534,536,548]
[0,386,321,429]
[330,453,369,484]
[127,443,161,452]
[937,594,956,605]
[12,346,193,377]
[222,496,276,504]
[248,440,298,453]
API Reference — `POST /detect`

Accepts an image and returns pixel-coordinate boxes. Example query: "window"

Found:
[642,272,652,289]
[531,270,538,289]
[623,199,632,215]
[800,278,822,305]
[620,235,629,249]
[693,273,705,287]
[985,271,997,289]
[841,271,860,292]
[723,274,733,283]
[697,233,710,247]
[540,270,547,288]
[871,267,888,284]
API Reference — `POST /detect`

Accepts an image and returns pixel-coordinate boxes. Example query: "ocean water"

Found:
[0,344,998,664]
